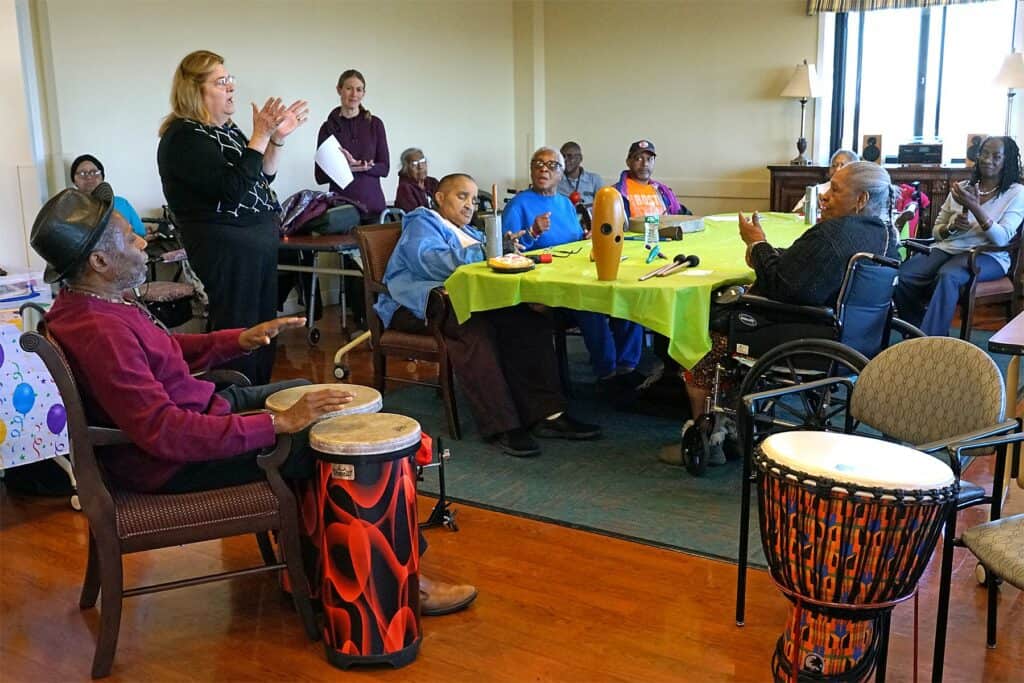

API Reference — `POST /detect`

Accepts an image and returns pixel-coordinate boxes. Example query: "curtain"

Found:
[808,0,995,14]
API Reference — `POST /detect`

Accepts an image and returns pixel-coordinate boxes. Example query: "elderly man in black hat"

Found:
[29,186,478,615]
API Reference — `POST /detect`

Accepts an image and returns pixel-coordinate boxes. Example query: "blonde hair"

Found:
[159,50,224,136]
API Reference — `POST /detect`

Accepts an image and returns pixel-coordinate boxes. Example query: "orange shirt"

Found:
[624,178,666,218]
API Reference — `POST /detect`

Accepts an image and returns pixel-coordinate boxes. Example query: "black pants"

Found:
[179,217,280,386]
[158,379,312,493]
[390,302,565,437]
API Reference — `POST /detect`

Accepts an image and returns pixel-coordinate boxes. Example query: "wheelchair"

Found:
[137,207,208,329]
[679,252,924,475]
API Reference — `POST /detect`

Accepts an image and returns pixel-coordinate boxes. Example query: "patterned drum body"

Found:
[756,432,956,682]
[272,384,384,601]
[309,413,422,669]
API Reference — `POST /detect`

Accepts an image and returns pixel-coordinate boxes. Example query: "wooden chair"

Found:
[957,229,1024,339]
[354,222,461,438]
[18,331,319,679]
[905,218,1024,340]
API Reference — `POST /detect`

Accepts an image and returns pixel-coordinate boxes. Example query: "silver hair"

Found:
[531,146,565,172]
[830,148,859,164]
[399,147,425,177]
[841,162,899,252]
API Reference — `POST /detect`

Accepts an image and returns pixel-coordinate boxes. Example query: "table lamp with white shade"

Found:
[780,60,821,166]
[995,51,1024,136]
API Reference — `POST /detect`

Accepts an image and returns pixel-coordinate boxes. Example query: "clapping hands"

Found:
[251,98,309,145]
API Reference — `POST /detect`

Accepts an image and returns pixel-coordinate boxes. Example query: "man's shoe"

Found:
[419,575,478,616]
[494,428,541,457]
[534,414,602,440]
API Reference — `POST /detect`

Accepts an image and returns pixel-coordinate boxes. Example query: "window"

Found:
[832,0,1017,164]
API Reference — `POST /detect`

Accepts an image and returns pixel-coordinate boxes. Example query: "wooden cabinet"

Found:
[768,164,973,237]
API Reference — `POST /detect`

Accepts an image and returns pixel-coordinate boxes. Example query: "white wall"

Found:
[0,0,38,269]
[39,0,518,215]
[542,0,818,215]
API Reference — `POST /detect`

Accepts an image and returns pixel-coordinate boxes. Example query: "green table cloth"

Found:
[445,212,809,369]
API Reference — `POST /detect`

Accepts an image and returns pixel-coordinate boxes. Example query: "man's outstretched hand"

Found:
[239,317,307,351]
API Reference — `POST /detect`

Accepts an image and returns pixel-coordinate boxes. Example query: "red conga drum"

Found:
[755,431,956,682]
[308,412,423,669]
[265,383,383,599]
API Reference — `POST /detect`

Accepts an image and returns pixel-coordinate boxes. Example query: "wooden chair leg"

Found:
[959,295,976,341]
[277,516,320,642]
[372,350,386,392]
[439,353,461,440]
[256,532,277,566]
[91,547,124,679]
[80,531,101,609]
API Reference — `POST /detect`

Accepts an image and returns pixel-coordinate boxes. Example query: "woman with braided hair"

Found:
[895,136,1024,336]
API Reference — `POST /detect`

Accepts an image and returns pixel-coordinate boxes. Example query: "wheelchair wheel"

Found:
[333,364,351,381]
[737,339,869,445]
[681,414,715,476]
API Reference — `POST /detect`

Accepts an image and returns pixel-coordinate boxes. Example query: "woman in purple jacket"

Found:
[315,69,390,221]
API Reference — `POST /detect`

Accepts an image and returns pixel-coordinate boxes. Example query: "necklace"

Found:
[68,287,171,335]
[977,184,997,197]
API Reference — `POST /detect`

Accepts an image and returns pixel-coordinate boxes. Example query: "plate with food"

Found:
[487,254,536,274]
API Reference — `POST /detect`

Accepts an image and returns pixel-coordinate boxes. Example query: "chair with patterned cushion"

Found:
[735,336,1017,681]
[355,222,461,438]
[962,511,1024,647]
[19,331,318,679]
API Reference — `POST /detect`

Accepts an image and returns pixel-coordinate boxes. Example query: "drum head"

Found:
[265,383,382,420]
[310,413,421,456]
[761,431,954,491]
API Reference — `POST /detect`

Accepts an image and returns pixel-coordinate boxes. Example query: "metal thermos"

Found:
[483,212,502,258]
[804,186,818,225]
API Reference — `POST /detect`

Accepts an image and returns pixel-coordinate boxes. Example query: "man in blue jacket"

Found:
[375,173,601,457]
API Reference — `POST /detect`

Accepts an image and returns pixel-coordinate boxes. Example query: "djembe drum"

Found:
[266,383,382,599]
[308,413,423,669]
[755,431,957,682]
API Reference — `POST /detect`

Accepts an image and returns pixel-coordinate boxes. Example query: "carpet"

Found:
[386,328,1018,568]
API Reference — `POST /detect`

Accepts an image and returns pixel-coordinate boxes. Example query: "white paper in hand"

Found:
[315,138,354,189]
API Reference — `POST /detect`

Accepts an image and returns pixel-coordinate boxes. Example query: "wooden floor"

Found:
[1,305,1022,682]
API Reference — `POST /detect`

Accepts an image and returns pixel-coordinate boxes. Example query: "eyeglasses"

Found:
[211,74,236,88]
[75,170,103,179]
[531,160,562,171]
[409,158,428,168]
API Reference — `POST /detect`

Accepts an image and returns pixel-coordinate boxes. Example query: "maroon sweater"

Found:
[46,291,276,492]
[315,106,390,216]
[394,174,438,212]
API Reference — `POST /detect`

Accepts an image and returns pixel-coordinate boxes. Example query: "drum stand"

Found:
[419,437,458,531]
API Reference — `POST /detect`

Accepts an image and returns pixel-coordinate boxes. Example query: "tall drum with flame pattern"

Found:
[308,412,423,669]
[266,383,383,601]
[755,432,956,682]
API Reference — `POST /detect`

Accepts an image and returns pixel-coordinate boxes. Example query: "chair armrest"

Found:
[903,238,934,256]
[915,420,1018,454]
[890,317,926,339]
[742,376,857,417]
[196,369,252,387]
[966,242,1016,276]
[88,426,134,447]
[425,287,451,333]
[915,419,1019,478]
[736,294,835,323]
[256,433,292,472]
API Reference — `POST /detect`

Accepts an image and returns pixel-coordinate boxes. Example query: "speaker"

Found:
[965,134,987,167]
[862,135,883,165]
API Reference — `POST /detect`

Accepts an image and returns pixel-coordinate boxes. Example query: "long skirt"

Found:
[179,215,280,385]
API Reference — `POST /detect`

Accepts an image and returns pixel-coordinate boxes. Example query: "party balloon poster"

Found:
[0,323,68,468]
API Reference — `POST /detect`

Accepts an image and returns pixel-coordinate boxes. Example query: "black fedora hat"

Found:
[30,185,114,283]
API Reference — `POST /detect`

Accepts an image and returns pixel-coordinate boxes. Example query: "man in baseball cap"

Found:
[613,139,685,217]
